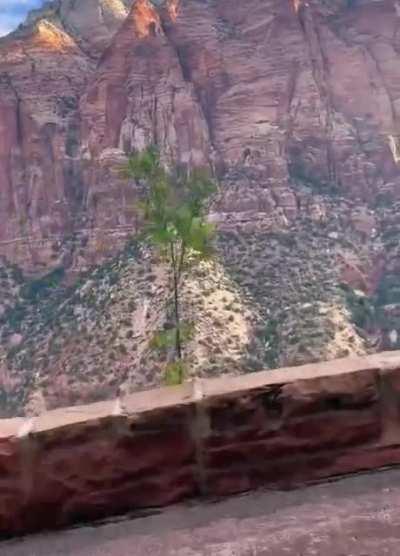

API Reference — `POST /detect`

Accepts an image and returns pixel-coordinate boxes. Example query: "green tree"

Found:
[123,147,216,384]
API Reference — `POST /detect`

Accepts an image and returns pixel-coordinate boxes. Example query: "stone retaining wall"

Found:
[2,351,400,537]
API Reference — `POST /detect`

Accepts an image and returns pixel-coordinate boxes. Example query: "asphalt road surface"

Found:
[3,468,400,555]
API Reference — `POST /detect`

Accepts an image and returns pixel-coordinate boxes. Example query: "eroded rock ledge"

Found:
[1,350,400,537]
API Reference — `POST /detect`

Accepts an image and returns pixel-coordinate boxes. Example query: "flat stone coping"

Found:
[2,351,399,436]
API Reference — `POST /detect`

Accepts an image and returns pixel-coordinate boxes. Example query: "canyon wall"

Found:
[1,0,400,414]
[0,0,399,272]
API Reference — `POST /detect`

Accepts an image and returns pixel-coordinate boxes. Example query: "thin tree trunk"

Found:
[170,242,182,368]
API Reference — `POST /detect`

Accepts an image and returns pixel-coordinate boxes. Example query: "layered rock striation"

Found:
[0,0,400,414]
[1,0,399,270]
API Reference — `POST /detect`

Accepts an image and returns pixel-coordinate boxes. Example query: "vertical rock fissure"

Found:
[296,3,337,185]
[364,44,398,133]
[283,60,301,167]
[0,72,25,226]
[2,73,23,146]
[159,5,219,166]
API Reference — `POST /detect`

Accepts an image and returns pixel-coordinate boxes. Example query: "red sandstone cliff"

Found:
[0,0,399,270]
[0,0,400,415]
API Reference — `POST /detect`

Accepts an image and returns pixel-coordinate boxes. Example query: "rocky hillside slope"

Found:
[0,0,400,416]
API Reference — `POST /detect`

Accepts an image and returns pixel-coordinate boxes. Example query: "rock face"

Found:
[0,0,400,414]
[1,0,399,270]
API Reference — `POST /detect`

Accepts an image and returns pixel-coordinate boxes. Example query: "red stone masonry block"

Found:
[27,416,196,533]
[379,366,400,415]
[279,368,379,417]
[61,466,198,525]
[0,419,27,535]
[203,364,381,461]
[205,407,381,470]
[380,367,400,394]
[206,389,282,439]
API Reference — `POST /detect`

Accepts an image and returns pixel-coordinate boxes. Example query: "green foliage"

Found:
[376,275,400,306]
[21,267,65,303]
[150,322,195,352]
[124,148,216,260]
[120,145,160,181]
[150,328,177,351]
[340,284,375,329]
[123,147,216,385]
[165,360,186,386]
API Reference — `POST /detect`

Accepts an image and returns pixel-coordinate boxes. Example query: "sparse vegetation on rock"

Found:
[123,147,216,384]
